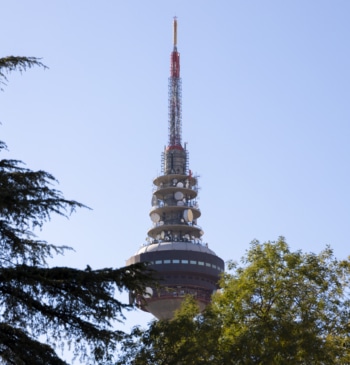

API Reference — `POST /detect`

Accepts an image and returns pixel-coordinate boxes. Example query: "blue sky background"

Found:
[2,0,350,342]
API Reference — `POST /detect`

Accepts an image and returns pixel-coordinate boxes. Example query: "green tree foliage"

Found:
[0,57,154,364]
[120,237,350,364]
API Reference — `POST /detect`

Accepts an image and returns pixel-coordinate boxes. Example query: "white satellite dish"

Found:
[160,231,165,239]
[144,287,153,298]
[174,191,184,200]
[177,182,184,188]
[183,209,193,222]
[150,212,160,223]
[151,195,158,206]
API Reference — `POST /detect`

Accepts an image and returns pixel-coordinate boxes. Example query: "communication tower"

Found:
[127,18,224,320]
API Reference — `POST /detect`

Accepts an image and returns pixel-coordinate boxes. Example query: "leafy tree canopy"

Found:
[0,57,155,364]
[119,237,350,365]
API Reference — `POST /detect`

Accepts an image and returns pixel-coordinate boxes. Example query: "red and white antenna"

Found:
[168,17,182,149]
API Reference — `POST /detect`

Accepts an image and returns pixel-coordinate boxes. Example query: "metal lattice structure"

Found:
[168,17,182,149]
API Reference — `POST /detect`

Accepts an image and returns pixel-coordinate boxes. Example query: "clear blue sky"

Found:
[2,0,350,333]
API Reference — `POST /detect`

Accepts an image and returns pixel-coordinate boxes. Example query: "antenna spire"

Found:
[173,16,177,47]
[168,17,182,149]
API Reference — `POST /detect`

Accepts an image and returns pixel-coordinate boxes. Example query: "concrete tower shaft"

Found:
[127,19,224,320]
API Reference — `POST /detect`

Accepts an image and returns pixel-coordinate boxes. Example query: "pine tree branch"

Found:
[0,56,47,88]
[0,263,155,361]
[0,323,68,365]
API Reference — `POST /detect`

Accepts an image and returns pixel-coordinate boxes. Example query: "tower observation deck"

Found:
[126,18,224,320]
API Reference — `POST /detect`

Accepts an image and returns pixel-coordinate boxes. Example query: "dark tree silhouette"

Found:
[0,56,154,364]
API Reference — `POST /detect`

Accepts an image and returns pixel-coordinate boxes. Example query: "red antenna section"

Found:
[170,51,180,78]
[171,17,180,78]
[168,17,183,149]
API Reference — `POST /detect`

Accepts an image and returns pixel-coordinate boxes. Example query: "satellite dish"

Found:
[159,221,164,226]
[150,212,160,223]
[177,182,184,188]
[173,179,178,186]
[144,287,153,298]
[174,191,184,200]
[160,231,165,239]
[151,195,158,206]
[183,209,193,222]
[199,230,204,236]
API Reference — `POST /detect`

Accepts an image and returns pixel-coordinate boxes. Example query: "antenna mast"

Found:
[168,17,182,149]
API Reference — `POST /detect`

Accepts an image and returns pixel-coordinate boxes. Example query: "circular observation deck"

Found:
[153,174,198,189]
[127,241,225,320]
